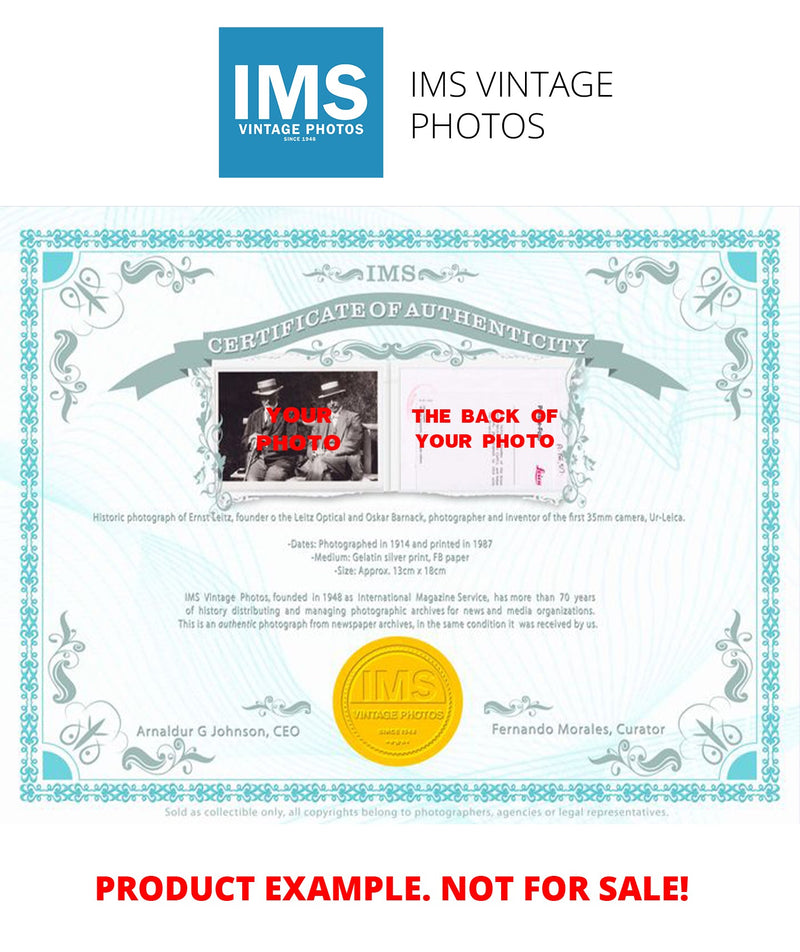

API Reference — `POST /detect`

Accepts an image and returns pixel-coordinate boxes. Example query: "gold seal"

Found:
[333,637,462,766]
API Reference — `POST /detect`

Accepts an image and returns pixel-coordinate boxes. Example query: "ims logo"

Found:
[356,667,442,703]
[219,27,383,178]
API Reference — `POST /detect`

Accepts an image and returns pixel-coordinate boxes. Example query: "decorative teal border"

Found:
[19,228,780,804]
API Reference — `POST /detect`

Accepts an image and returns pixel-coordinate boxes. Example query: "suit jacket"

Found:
[308,408,363,457]
[242,407,297,464]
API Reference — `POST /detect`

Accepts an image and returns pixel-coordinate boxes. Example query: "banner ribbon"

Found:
[112,293,685,399]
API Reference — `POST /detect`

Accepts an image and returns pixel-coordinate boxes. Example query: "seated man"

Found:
[241,378,297,481]
[302,380,363,481]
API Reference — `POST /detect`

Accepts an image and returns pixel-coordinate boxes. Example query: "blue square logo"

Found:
[219,27,383,178]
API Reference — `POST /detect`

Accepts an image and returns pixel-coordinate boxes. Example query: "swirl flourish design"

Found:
[191,370,232,510]
[243,697,312,717]
[49,330,87,422]
[47,611,86,704]
[716,327,754,421]
[287,338,497,367]
[302,265,364,282]
[417,264,479,283]
[483,696,552,717]
[586,256,679,293]
[676,611,752,769]
[559,361,594,506]
[122,738,215,776]
[589,740,682,777]
[120,256,213,292]
[715,609,754,702]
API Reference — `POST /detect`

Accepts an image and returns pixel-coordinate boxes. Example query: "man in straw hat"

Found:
[241,378,297,481]
[301,379,364,481]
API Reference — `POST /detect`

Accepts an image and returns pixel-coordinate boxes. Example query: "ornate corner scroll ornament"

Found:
[49,330,88,422]
[559,361,594,506]
[588,251,753,420]
[590,611,754,778]
[243,697,312,717]
[586,256,679,293]
[676,611,753,768]
[287,337,498,367]
[122,738,215,776]
[191,369,232,511]
[47,611,85,703]
[302,265,364,283]
[483,696,553,717]
[47,256,212,423]
[588,739,682,777]
[417,264,479,283]
[44,611,211,778]
[120,256,213,293]
[715,609,753,702]
[50,265,123,421]
[716,328,754,422]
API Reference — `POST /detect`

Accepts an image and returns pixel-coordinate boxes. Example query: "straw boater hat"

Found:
[318,380,347,400]
[252,378,283,397]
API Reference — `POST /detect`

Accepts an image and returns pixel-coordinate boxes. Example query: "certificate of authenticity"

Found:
[16,208,798,821]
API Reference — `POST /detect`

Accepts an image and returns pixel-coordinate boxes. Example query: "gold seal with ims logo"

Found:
[333,637,462,766]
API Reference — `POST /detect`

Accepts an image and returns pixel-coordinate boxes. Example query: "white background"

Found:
[1,1,799,950]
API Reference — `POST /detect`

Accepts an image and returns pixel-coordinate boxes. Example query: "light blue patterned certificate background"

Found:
[14,208,797,811]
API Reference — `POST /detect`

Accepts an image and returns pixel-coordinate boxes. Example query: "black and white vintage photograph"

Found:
[217,369,381,488]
